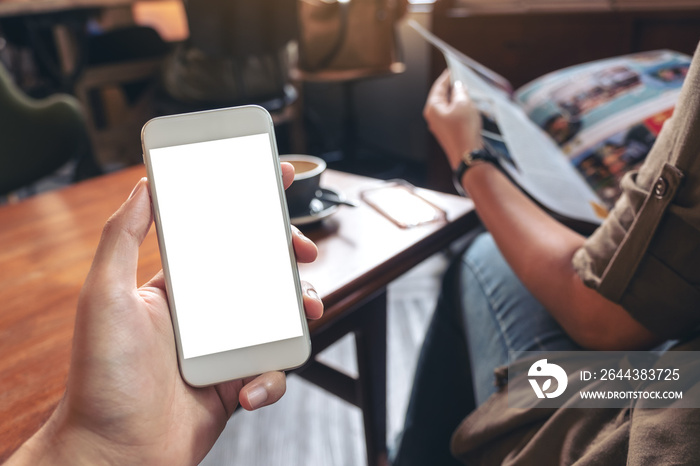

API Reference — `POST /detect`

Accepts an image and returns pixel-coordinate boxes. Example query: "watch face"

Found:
[454,146,502,193]
[459,148,489,172]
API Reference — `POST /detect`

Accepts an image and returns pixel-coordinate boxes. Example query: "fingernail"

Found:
[128,178,147,200]
[306,287,320,302]
[247,386,268,409]
[294,227,310,243]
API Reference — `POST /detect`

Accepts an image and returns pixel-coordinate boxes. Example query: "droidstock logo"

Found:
[528,359,568,399]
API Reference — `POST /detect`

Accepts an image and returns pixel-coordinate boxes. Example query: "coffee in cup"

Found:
[279,154,327,216]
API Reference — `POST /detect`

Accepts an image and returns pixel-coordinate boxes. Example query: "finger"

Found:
[281,162,295,190]
[86,178,152,291]
[451,80,470,105]
[238,371,287,411]
[425,69,452,109]
[302,280,324,320]
[291,226,318,263]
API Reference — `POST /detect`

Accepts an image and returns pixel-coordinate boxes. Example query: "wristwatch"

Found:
[452,146,499,195]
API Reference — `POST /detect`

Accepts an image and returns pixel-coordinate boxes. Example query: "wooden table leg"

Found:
[354,291,388,466]
[296,290,389,466]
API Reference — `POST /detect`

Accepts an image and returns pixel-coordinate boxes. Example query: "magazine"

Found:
[410,20,691,226]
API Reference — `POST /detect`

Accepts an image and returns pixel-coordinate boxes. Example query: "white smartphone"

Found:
[141,105,311,387]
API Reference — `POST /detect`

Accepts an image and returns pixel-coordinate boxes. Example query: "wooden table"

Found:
[0,165,477,465]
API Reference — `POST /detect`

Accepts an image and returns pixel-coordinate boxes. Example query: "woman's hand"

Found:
[423,70,483,171]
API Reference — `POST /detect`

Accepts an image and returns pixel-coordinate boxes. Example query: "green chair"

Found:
[0,60,99,197]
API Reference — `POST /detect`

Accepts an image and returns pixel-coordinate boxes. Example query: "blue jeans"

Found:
[391,232,580,466]
[460,233,582,405]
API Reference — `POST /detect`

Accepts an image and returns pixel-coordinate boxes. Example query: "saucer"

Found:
[290,187,343,226]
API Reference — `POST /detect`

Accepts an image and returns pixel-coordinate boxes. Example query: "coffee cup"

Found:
[280,154,327,216]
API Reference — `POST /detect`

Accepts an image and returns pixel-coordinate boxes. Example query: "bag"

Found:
[297,0,408,74]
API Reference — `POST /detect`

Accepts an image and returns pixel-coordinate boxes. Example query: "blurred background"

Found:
[2,0,698,201]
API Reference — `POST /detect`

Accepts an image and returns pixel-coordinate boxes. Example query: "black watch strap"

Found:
[453,147,499,190]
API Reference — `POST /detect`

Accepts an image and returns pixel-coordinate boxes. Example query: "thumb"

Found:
[450,80,470,105]
[87,178,153,291]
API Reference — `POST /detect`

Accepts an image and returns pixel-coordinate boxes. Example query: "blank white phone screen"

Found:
[149,133,302,360]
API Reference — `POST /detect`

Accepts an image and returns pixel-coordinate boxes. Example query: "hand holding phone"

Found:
[25,173,321,466]
[142,105,312,386]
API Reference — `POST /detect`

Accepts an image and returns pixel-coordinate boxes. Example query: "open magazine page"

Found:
[410,20,607,225]
[488,94,609,224]
[515,51,690,206]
